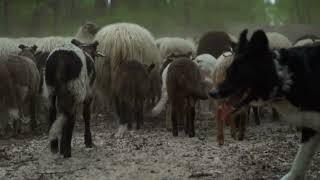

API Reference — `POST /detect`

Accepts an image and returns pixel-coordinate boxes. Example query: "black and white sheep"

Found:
[45,39,103,158]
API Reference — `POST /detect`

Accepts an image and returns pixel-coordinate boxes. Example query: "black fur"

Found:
[197,31,233,58]
[35,52,50,93]
[301,128,317,143]
[45,50,83,87]
[85,54,96,86]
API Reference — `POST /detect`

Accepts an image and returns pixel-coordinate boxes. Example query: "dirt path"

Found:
[0,113,319,180]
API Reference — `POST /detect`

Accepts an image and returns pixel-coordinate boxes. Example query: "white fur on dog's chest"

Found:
[271,100,320,131]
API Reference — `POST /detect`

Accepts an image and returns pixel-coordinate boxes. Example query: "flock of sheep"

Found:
[0,21,320,159]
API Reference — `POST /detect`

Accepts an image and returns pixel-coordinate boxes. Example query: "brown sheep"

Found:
[0,45,40,135]
[196,31,233,58]
[212,52,248,145]
[167,57,208,137]
[112,61,155,137]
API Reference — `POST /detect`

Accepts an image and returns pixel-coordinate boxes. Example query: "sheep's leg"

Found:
[229,116,237,140]
[62,113,75,158]
[136,104,143,130]
[49,95,57,129]
[83,98,93,148]
[166,104,172,131]
[184,103,190,135]
[281,129,320,180]
[252,106,260,125]
[29,95,37,131]
[238,111,247,141]
[188,104,196,138]
[272,107,280,121]
[171,103,179,137]
[216,106,224,145]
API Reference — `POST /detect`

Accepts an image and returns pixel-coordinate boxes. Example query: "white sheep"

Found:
[156,37,196,62]
[93,22,161,113]
[266,32,292,49]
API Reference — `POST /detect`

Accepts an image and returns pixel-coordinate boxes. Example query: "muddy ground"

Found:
[0,110,320,180]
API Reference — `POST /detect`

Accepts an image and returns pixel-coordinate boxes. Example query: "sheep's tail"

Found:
[151,88,168,117]
[48,113,66,141]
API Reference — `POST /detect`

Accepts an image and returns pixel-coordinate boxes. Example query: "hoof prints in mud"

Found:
[0,113,320,180]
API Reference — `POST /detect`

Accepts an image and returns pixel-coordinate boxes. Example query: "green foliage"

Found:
[0,0,319,37]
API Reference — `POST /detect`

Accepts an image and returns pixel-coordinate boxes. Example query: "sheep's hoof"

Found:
[172,131,178,137]
[188,132,195,138]
[85,142,95,148]
[63,152,71,158]
[238,134,245,141]
[50,140,59,154]
[217,135,224,146]
[231,131,237,139]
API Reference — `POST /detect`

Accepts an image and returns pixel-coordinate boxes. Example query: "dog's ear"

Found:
[237,29,248,53]
[249,29,269,53]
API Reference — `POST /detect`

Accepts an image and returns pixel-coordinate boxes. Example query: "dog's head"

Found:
[209,29,280,112]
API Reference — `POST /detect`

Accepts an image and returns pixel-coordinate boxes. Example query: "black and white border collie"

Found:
[209,29,320,180]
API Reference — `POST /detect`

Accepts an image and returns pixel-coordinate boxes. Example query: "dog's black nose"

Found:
[209,89,220,98]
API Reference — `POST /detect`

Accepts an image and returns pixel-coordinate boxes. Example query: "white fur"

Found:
[212,52,234,88]
[8,109,19,120]
[151,63,171,116]
[13,37,39,46]
[294,39,320,47]
[228,33,238,44]
[36,36,72,53]
[156,37,196,61]
[194,54,217,78]
[0,38,19,56]
[115,124,128,138]
[74,23,97,43]
[280,133,320,180]
[94,22,161,101]
[270,100,320,131]
[49,114,66,141]
[266,32,292,50]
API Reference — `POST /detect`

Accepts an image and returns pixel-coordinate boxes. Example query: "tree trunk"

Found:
[3,0,10,35]
[184,0,191,34]
[94,0,107,16]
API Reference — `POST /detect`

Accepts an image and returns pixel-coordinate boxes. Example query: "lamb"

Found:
[294,35,320,47]
[166,57,208,137]
[0,44,40,135]
[112,61,155,136]
[74,21,100,43]
[212,52,248,145]
[155,37,196,62]
[196,31,233,58]
[46,39,103,158]
[93,22,161,111]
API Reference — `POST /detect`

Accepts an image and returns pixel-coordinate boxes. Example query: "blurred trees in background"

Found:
[0,0,319,37]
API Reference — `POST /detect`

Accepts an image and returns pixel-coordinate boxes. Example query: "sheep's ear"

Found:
[92,41,99,48]
[71,39,82,46]
[31,45,38,53]
[18,44,27,50]
[237,29,248,53]
[249,29,269,53]
[147,63,155,73]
